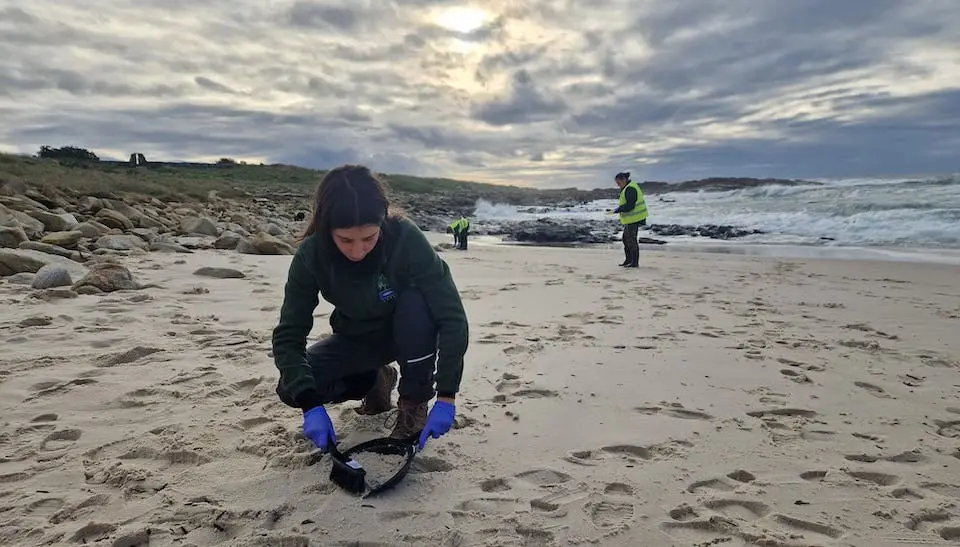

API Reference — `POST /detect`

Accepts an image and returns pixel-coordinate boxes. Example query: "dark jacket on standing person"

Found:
[271,216,469,409]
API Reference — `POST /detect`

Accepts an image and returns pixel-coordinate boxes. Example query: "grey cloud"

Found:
[0,67,186,98]
[2,0,959,185]
[286,2,359,30]
[194,77,238,94]
[472,70,568,126]
[1,6,38,24]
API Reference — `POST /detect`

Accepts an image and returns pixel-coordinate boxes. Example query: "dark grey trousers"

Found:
[277,289,438,406]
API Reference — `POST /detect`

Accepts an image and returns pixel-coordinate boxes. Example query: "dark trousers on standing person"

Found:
[457,228,468,250]
[621,219,646,267]
[276,289,438,438]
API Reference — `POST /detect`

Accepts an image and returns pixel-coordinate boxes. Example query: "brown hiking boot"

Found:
[389,398,428,441]
[355,365,397,415]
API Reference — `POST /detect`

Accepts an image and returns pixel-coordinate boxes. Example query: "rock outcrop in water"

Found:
[471,218,765,245]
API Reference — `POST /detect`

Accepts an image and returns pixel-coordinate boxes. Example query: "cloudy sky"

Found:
[1,1,958,188]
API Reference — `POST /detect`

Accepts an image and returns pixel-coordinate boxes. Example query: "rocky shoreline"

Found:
[1,185,307,295]
[2,180,770,294]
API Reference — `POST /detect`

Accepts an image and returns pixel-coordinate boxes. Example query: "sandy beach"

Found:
[2,234,959,546]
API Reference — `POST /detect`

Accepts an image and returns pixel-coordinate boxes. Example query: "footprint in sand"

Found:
[82,434,212,497]
[776,357,825,372]
[39,428,82,460]
[479,478,511,493]
[584,497,635,529]
[891,487,925,499]
[493,374,559,402]
[938,526,960,541]
[200,376,265,401]
[410,456,455,474]
[845,449,926,464]
[668,503,699,521]
[918,482,960,499]
[845,469,901,487]
[564,440,692,467]
[634,404,714,421]
[515,468,571,487]
[854,381,893,398]
[70,522,118,543]
[660,516,746,546]
[765,514,844,540]
[25,377,98,401]
[779,368,812,383]
[604,482,634,495]
[47,493,111,524]
[687,477,737,493]
[238,416,275,430]
[703,498,772,521]
[934,419,960,438]
[112,386,182,409]
[24,497,66,519]
[746,408,817,419]
[454,497,527,515]
[727,470,756,483]
[904,508,954,532]
[529,487,590,517]
[95,346,163,367]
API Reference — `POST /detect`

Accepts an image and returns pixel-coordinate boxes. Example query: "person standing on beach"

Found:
[271,165,470,452]
[608,171,649,267]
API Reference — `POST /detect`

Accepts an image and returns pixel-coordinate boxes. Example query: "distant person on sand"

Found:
[271,165,469,452]
[449,216,470,250]
[607,171,649,268]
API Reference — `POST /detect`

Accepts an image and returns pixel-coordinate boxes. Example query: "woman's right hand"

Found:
[303,406,337,450]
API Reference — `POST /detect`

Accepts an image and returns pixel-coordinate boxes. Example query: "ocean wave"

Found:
[472,175,960,249]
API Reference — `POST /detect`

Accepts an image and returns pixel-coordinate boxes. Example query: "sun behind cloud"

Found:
[432,5,491,34]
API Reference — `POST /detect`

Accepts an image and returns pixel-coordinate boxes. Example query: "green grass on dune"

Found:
[0,152,552,203]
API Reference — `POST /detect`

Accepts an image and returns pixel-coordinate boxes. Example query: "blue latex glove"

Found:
[303,406,337,450]
[418,400,456,450]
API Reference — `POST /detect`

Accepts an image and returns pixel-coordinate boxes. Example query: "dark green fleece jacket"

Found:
[271,216,469,409]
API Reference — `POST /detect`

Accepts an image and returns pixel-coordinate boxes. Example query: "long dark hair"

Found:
[301,165,393,243]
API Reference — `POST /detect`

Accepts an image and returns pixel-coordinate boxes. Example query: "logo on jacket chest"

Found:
[377,273,396,302]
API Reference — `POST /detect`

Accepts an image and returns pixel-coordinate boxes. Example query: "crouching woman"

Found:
[271,165,469,451]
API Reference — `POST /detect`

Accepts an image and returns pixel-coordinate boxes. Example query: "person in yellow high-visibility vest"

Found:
[606,171,648,267]
[448,217,470,250]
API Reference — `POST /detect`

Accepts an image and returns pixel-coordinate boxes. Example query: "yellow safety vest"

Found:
[450,218,469,231]
[618,181,648,225]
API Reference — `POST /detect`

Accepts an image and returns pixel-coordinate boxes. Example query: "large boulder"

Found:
[19,241,75,258]
[181,216,220,237]
[213,231,242,250]
[95,234,148,251]
[0,204,45,238]
[72,262,144,293]
[0,195,47,212]
[0,248,88,279]
[26,210,79,232]
[0,225,28,248]
[40,230,84,249]
[31,264,73,289]
[95,209,134,230]
[75,221,110,238]
[236,232,295,255]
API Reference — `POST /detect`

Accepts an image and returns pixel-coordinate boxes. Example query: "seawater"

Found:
[473,175,960,250]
